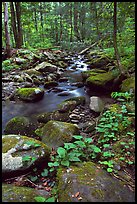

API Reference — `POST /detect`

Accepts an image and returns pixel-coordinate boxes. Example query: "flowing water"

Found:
[2,55,91,133]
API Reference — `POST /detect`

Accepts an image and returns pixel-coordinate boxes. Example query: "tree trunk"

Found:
[3,2,11,57]
[15,2,23,48]
[70,2,73,42]
[113,2,123,74]
[10,2,18,47]
[74,2,81,41]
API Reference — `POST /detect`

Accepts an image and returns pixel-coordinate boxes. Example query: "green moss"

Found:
[35,120,79,149]
[86,70,119,86]
[2,135,19,153]
[16,88,42,97]
[120,76,135,92]
[64,96,85,105]
[2,184,49,202]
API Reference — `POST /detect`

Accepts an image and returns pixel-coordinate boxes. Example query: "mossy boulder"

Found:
[24,69,42,77]
[86,69,120,91]
[58,100,77,113]
[35,120,80,149]
[2,183,50,202]
[34,61,57,73]
[2,135,51,179]
[15,87,44,102]
[82,69,107,81]
[4,116,39,138]
[86,51,111,69]
[64,96,86,106]
[57,162,135,202]
[37,110,70,123]
[120,76,135,92]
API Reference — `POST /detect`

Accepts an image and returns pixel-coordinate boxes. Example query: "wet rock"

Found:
[58,101,77,113]
[37,110,70,123]
[44,81,58,89]
[15,87,44,102]
[59,77,69,82]
[58,91,70,96]
[2,183,50,202]
[69,113,81,120]
[64,96,86,106]
[2,135,51,179]
[89,96,104,113]
[35,120,79,149]
[57,162,135,202]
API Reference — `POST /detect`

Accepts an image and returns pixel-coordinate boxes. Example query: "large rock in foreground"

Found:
[57,162,135,202]
[35,120,80,149]
[2,135,51,179]
[2,184,50,202]
[15,87,44,102]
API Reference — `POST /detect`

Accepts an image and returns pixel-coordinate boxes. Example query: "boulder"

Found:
[37,110,70,123]
[4,116,38,138]
[57,162,135,202]
[34,61,57,73]
[86,69,120,91]
[58,100,77,113]
[35,120,79,149]
[64,96,86,106]
[2,184,50,202]
[44,81,58,89]
[2,135,51,179]
[15,87,44,102]
[89,96,104,113]
[120,76,135,92]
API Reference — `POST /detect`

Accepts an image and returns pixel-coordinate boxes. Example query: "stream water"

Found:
[2,55,91,133]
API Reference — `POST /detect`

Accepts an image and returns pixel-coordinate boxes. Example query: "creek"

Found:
[2,55,92,133]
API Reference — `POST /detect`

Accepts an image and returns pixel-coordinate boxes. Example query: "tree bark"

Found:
[3,2,11,57]
[113,2,123,74]
[10,2,18,47]
[74,2,81,41]
[15,2,23,48]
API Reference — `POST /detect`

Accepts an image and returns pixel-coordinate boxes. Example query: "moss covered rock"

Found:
[4,116,38,138]
[35,120,79,149]
[86,69,119,91]
[64,96,86,106]
[2,183,50,202]
[15,87,44,102]
[34,61,57,73]
[2,135,51,179]
[58,100,77,113]
[120,76,135,92]
[44,81,58,89]
[37,110,70,123]
[57,162,135,202]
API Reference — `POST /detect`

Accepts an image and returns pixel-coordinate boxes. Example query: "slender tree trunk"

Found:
[74,2,81,41]
[34,8,38,32]
[59,2,63,42]
[113,2,123,74]
[70,2,73,42]
[94,2,100,41]
[15,2,23,48]
[3,2,11,57]
[10,2,18,47]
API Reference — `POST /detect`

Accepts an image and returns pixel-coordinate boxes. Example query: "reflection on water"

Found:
[2,55,90,133]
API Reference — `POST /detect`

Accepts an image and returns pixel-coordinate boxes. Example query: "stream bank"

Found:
[2,48,135,202]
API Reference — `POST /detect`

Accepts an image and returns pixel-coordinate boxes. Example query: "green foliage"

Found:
[22,155,37,162]
[95,91,135,172]
[24,140,41,148]
[48,135,101,172]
